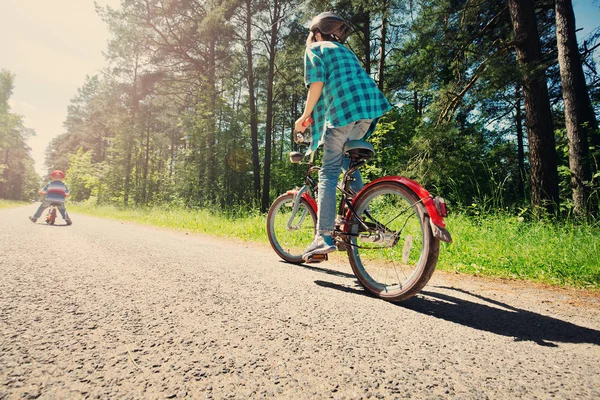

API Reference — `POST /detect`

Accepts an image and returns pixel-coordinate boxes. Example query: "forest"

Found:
[1,0,599,220]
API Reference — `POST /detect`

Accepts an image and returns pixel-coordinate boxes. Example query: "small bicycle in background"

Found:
[266,139,453,302]
[45,203,61,225]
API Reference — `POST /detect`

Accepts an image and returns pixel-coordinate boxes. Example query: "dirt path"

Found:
[1,206,599,399]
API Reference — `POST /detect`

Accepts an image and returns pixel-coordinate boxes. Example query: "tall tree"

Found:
[244,0,262,203]
[515,83,526,199]
[555,0,598,216]
[261,0,296,212]
[376,0,390,91]
[0,70,39,200]
[508,0,559,214]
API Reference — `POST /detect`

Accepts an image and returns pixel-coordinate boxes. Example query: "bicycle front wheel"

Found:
[346,182,439,302]
[267,193,317,264]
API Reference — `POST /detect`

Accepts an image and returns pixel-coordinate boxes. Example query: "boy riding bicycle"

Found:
[29,170,72,225]
[294,12,392,261]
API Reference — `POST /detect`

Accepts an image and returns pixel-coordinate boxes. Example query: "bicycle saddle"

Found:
[343,140,374,160]
[289,151,304,163]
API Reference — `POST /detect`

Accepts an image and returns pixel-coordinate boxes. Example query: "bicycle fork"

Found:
[287,185,311,231]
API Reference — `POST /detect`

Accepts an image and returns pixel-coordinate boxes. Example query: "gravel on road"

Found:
[1,206,599,399]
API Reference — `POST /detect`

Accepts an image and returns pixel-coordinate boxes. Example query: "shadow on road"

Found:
[404,287,600,347]
[282,260,356,279]
[313,277,600,347]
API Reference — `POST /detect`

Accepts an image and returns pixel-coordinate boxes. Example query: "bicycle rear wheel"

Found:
[46,207,57,225]
[346,181,439,301]
[267,193,317,264]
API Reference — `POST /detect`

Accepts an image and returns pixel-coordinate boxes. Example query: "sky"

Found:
[1,0,600,176]
[1,0,120,176]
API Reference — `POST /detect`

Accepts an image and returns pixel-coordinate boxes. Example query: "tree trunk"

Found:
[124,58,140,207]
[515,84,526,200]
[377,1,389,91]
[0,148,9,199]
[142,107,151,205]
[245,0,261,204]
[508,0,559,215]
[261,0,280,212]
[207,36,217,201]
[359,12,371,73]
[555,0,598,217]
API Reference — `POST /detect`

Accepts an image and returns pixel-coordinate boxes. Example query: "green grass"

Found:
[70,203,267,242]
[437,214,600,289]
[0,200,28,209]
[70,203,600,290]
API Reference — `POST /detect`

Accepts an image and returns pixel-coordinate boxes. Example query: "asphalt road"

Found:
[1,205,599,399]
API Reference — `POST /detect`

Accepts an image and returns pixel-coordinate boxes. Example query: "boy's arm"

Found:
[38,185,48,195]
[295,81,324,133]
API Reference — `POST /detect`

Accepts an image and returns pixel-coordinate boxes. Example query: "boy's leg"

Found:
[318,119,372,229]
[57,204,72,224]
[341,119,373,194]
[304,123,360,260]
[304,119,375,261]
[31,201,50,221]
[317,121,366,235]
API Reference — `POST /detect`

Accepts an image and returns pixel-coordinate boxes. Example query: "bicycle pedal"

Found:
[305,253,328,263]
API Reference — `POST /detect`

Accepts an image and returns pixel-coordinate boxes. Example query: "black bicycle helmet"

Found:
[309,12,351,43]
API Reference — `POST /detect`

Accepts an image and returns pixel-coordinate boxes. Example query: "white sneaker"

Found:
[302,235,336,261]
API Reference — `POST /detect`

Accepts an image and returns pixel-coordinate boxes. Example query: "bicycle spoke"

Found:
[347,182,439,302]
[267,193,317,263]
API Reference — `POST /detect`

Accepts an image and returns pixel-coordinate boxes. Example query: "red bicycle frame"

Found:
[287,175,452,243]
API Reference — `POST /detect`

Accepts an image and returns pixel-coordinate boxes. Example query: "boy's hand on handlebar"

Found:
[294,116,312,133]
[294,116,313,144]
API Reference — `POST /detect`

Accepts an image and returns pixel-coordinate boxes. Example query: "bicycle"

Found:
[43,203,72,226]
[266,139,453,302]
[45,203,60,225]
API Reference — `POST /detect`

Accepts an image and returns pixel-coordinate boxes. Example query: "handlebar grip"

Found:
[302,117,313,127]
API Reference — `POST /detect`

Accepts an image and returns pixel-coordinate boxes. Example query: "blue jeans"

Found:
[33,200,69,220]
[317,119,373,236]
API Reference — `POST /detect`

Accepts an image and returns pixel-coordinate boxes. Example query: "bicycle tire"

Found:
[50,207,57,225]
[267,193,317,264]
[346,181,439,302]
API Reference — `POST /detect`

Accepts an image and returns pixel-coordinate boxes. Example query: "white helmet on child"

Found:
[309,12,351,43]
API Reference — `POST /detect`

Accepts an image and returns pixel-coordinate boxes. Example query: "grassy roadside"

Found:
[0,200,28,209]
[439,214,599,288]
[70,203,266,242]
[70,203,600,290]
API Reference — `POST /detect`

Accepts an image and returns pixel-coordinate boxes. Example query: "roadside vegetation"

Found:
[0,200,26,209]
[70,203,600,290]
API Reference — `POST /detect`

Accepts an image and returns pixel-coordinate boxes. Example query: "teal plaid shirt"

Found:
[304,41,392,154]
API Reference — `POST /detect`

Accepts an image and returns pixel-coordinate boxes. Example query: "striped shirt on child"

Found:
[41,181,70,203]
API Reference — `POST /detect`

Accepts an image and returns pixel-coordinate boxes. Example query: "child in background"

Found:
[294,12,392,261]
[29,170,72,225]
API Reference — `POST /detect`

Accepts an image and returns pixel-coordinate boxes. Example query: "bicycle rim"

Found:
[267,193,317,264]
[347,182,439,301]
